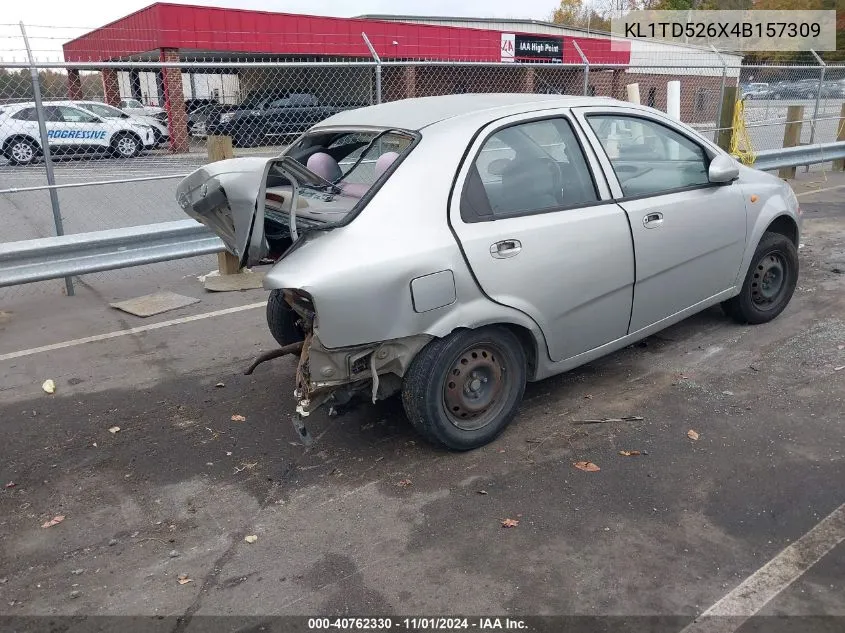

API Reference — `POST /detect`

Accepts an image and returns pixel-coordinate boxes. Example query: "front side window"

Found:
[462,118,598,221]
[587,114,710,197]
[121,99,143,109]
[84,103,124,118]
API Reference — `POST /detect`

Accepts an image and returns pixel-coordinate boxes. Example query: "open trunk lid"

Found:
[176,156,271,267]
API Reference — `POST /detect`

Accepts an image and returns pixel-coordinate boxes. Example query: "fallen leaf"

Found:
[477,490,488,495]
[397,479,412,488]
[41,379,56,394]
[497,449,506,453]
[108,426,120,434]
[573,461,601,472]
[215,382,225,388]
[176,574,193,585]
[687,429,700,441]
[835,366,845,372]
[5,482,16,488]
[230,414,246,422]
[244,535,258,544]
[583,394,593,399]
[618,450,642,457]
[837,345,844,351]
[501,518,520,528]
[41,515,65,528]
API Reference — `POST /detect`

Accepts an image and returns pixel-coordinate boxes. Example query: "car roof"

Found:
[314,93,614,132]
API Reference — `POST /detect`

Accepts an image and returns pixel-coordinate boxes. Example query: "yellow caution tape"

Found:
[730,98,756,166]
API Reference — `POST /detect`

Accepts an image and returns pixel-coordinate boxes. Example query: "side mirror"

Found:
[708,154,739,184]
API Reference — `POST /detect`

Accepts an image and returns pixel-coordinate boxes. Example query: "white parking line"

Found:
[796,183,845,198]
[0,301,266,363]
[680,502,845,633]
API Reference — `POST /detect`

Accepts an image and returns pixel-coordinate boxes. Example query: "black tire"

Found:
[266,289,305,347]
[401,326,527,451]
[111,132,141,158]
[5,137,39,166]
[722,231,798,325]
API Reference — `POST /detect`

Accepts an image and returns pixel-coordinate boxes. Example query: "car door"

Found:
[449,112,635,363]
[56,106,109,154]
[573,106,747,333]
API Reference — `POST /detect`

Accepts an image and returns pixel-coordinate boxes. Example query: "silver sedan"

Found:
[177,94,801,450]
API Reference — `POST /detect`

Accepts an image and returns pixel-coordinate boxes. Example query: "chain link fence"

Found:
[1,23,844,301]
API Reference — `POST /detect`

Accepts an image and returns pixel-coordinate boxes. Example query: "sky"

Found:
[0,0,559,62]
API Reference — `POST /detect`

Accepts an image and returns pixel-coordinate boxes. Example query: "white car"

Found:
[0,101,156,165]
[74,100,169,147]
[118,98,167,122]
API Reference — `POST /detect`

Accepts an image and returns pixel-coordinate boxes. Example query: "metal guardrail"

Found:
[0,220,222,288]
[752,141,845,171]
[1,141,843,290]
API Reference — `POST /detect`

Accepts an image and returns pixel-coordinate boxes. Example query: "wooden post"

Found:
[716,85,737,153]
[207,135,240,274]
[778,105,804,180]
[207,134,233,163]
[834,103,845,171]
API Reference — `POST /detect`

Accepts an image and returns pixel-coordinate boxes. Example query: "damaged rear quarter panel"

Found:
[262,128,546,362]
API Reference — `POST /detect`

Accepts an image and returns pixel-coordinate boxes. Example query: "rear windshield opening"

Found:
[262,129,415,257]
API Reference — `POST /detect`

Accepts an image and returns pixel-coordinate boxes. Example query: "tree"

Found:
[550,0,616,31]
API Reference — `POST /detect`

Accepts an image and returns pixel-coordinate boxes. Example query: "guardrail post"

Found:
[19,21,74,297]
[716,85,737,153]
[779,105,804,180]
[833,102,845,171]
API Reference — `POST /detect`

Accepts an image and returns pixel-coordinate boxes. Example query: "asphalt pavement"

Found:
[0,173,843,629]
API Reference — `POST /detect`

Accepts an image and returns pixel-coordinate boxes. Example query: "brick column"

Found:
[102,69,121,106]
[404,65,417,99]
[67,69,83,100]
[522,67,535,94]
[160,48,189,153]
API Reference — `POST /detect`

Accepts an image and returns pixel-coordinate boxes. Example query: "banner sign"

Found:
[501,33,563,62]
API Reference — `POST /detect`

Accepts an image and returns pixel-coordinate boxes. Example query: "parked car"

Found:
[186,103,219,138]
[1,101,156,165]
[770,79,825,100]
[204,91,358,147]
[741,82,770,99]
[177,94,801,450]
[185,98,217,114]
[822,80,845,98]
[74,100,169,147]
[119,97,167,123]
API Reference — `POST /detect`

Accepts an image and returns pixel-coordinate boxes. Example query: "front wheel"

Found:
[722,231,798,324]
[401,326,527,451]
[111,132,141,158]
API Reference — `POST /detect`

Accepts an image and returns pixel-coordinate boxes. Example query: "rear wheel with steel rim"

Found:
[6,138,38,165]
[111,132,141,158]
[402,326,527,450]
[722,231,798,324]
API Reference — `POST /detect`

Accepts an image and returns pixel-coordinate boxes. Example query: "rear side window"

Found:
[461,117,598,222]
[12,107,38,121]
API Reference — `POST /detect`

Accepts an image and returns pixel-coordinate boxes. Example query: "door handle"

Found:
[643,212,664,228]
[490,239,522,259]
